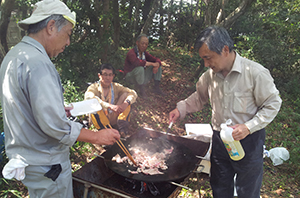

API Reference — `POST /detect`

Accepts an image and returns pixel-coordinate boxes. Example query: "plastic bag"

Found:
[268,147,290,166]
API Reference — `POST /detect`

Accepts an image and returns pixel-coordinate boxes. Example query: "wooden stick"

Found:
[116,140,138,166]
[105,124,138,166]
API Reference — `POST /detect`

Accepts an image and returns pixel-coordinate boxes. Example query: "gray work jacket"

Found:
[0,36,82,165]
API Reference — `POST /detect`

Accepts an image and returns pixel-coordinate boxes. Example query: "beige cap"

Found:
[18,0,76,30]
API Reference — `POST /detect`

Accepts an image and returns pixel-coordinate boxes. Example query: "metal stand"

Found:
[73,177,132,198]
[194,164,205,198]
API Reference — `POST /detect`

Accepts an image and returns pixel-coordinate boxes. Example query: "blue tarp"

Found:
[0,132,4,162]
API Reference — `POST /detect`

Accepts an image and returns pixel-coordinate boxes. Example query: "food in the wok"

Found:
[112,146,174,175]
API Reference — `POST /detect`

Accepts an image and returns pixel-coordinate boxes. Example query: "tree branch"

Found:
[218,0,254,28]
[0,0,15,52]
[140,0,161,35]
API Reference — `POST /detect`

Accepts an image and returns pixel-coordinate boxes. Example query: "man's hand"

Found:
[169,108,180,123]
[231,124,250,141]
[152,62,160,74]
[64,106,73,117]
[145,61,160,74]
[153,66,159,74]
[77,128,120,145]
[96,128,120,145]
[108,103,128,114]
[145,61,160,67]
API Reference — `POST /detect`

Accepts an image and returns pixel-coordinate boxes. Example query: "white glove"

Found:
[2,159,29,181]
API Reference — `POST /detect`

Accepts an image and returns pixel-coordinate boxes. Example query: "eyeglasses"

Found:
[101,73,114,77]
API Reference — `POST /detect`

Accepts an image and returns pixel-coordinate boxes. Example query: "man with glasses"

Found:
[169,26,282,198]
[85,63,137,137]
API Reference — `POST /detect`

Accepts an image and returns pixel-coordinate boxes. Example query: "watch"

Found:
[125,99,131,105]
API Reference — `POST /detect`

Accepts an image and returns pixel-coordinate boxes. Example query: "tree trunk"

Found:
[216,0,227,24]
[158,0,164,37]
[20,3,28,37]
[142,0,152,23]
[78,0,110,61]
[165,0,174,47]
[101,0,110,62]
[0,43,6,63]
[128,1,133,21]
[192,59,205,80]
[193,0,200,22]
[204,0,212,26]
[165,0,173,31]
[132,0,141,45]
[203,0,253,28]
[0,0,15,53]
[112,0,120,51]
[140,0,161,36]
[190,0,193,20]
[219,0,254,28]
[79,0,101,37]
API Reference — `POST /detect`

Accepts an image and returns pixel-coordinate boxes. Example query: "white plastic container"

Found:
[69,98,102,117]
[220,119,245,161]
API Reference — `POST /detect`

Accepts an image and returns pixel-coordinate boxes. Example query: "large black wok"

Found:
[101,129,200,182]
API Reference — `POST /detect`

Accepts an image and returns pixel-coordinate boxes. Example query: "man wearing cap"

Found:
[0,0,120,197]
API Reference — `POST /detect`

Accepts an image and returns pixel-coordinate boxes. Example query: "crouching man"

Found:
[85,63,137,137]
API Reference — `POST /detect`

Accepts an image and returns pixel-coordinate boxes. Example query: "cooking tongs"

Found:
[97,109,137,166]
[106,124,137,166]
[166,121,173,134]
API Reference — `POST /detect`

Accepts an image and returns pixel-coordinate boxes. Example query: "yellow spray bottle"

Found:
[220,119,245,161]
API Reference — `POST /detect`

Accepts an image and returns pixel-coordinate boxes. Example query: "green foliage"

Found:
[1,148,22,195]
[0,178,23,198]
[281,77,300,113]
[231,0,300,84]
[0,172,22,198]
[70,141,90,162]
[264,80,300,182]
[167,4,203,49]
[55,39,126,90]
[62,80,84,104]
[55,38,103,90]
[167,48,202,70]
